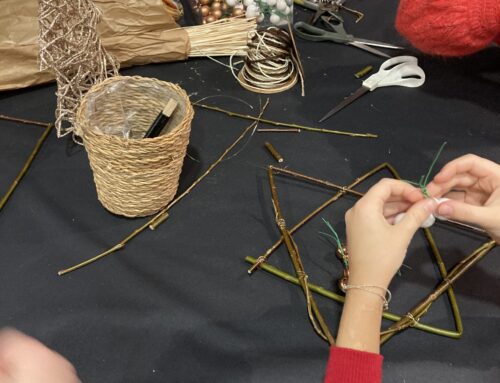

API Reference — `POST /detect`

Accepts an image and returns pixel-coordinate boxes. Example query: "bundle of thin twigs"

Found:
[184,17,256,57]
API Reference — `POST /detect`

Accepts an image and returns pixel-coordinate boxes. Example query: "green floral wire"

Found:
[320,218,348,268]
[405,142,447,197]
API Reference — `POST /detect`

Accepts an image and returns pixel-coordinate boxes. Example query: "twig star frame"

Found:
[245,163,496,345]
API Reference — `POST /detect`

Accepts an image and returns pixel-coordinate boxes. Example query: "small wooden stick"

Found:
[149,211,169,230]
[354,65,373,79]
[0,123,53,212]
[58,100,271,276]
[269,166,364,198]
[264,141,284,163]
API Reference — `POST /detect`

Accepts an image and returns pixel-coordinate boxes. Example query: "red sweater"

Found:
[324,346,383,383]
[396,0,500,56]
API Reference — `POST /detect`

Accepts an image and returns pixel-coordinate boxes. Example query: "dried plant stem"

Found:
[0,115,50,128]
[380,240,496,344]
[1,123,53,212]
[184,17,256,57]
[248,163,389,274]
[193,103,378,138]
[245,256,464,338]
[257,128,301,133]
[268,166,334,344]
[58,100,270,276]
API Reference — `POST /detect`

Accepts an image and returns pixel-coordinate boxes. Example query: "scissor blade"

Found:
[353,38,404,50]
[318,86,370,123]
[349,41,391,58]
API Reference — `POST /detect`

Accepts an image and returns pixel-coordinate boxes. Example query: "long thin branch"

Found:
[1,123,53,212]
[0,114,50,128]
[58,100,270,276]
[193,103,378,138]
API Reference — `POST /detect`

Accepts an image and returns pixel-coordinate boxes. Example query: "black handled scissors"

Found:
[293,16,404,58]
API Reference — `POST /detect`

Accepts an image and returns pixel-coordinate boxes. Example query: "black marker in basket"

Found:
[144,98,179,138]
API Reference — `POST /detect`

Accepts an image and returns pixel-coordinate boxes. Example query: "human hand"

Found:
[426,154,500,243]
[0,328,80,383]
[345,179,437,289]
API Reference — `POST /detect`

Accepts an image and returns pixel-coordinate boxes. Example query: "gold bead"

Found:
[201,5,210,16]
[213,9,222,18]
[206,15,216,22]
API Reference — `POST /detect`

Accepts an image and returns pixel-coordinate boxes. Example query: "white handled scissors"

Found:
[318,56,426,123]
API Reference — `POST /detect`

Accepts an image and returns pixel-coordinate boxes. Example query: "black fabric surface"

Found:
[1,1,500,382]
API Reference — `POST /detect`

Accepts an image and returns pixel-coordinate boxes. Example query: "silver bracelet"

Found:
[344,284,392,310]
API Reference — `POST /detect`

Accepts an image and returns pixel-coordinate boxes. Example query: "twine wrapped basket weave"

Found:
[76,76,193,217]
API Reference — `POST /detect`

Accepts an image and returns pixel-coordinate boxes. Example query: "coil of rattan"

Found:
[76,76,194,217]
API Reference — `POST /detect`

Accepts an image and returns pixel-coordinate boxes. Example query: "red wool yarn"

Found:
[396,0,500,56]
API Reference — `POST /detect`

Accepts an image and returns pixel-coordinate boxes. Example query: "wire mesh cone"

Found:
[76,76,194,217]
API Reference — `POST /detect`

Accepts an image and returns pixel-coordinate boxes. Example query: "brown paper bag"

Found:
[0,0,189,91]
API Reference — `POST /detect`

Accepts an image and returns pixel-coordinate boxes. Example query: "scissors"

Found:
[294,15,404,58]
[318,55,426,123]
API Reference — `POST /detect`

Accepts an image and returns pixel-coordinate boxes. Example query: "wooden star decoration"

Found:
[246,163,496,345]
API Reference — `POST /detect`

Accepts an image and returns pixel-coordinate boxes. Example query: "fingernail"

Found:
[438,203,453,217]
[424,198,438,212]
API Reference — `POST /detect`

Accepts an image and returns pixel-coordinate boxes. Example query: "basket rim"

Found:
[76,75,194,142]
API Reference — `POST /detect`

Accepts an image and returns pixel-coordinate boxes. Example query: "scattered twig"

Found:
[1,123,53,212]
[193,103,378,138]
[58,100,270,275]
[0,114,50,128]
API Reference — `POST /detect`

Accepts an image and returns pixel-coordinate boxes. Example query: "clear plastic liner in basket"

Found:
[82,78,180,139]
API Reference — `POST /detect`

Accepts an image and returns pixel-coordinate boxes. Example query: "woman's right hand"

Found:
[427,154,500,243]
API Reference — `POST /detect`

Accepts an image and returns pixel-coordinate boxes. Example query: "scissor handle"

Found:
[293,21,346,43]
[363,55,426,91]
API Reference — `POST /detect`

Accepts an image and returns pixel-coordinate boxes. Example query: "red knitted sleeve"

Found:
[395,0,500,56]
[323,346,383,383]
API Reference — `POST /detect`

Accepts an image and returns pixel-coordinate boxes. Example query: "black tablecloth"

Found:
[1,1,499,382]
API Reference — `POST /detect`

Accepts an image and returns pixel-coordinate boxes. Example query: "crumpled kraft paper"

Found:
[0,0,189,91]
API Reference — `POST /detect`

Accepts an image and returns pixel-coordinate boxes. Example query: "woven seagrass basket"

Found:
[76,76,194,217]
